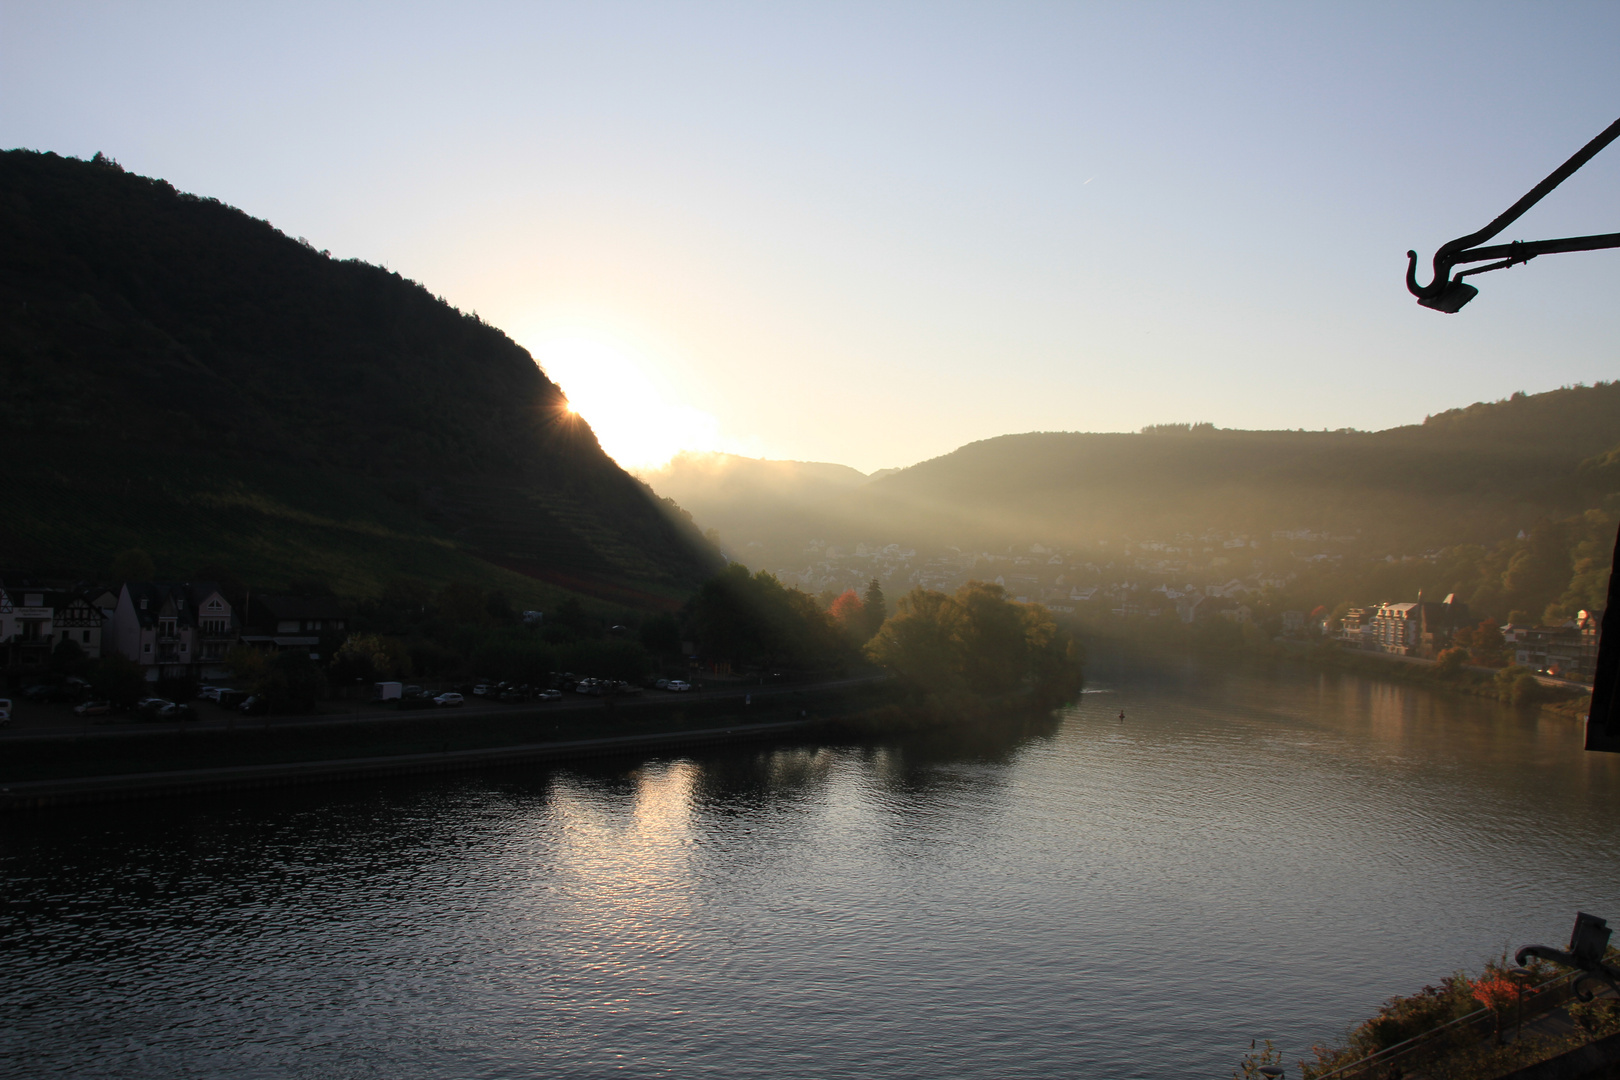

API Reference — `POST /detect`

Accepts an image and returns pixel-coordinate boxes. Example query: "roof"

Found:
[121,582,227,628]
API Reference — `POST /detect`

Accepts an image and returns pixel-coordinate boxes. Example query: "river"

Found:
[3,649,1619,1079]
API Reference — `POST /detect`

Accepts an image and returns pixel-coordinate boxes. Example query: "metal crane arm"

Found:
[1406,116,1620,311]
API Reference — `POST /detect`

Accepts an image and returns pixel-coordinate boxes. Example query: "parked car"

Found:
[195,685,221,700]
[654,679,670,690]
[472,684,493,697]
[537,689,562,701]
[238,695,266,715]
[135,697,173,719]
[434,692,464,707]
[73,700,112,717]
[216,690,249,710]
[0,698,11,725]
[157,702,197,721]
[665,680,692,692]
[498,689,526,703]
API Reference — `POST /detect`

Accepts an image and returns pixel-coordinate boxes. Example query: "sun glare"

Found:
[529,336,731,470]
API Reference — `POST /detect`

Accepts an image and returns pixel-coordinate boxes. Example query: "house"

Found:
[1335,607,1378,650]
[1222,603,1253,625]
[1369,602,1421,655]
[111,582,239,681]
[51,591,108,660]
[1281,610,1306,635]
[240,596,347,660]
[1545,611,1600,683]
[0,584,56,670]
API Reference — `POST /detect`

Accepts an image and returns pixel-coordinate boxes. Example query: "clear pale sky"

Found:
[5,3,1619,472]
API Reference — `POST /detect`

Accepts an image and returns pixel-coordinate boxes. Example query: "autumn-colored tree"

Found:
[1434,646,1467,677]
[1456,618,1507,667]
[1472,973,1523,1044]
[829,589,865,634]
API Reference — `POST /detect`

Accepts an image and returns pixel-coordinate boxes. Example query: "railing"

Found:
[1307,970,1581,1080]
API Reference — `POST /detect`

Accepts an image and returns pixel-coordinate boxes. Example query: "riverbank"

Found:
[0,678,896,809]
[1075,620,1593,719]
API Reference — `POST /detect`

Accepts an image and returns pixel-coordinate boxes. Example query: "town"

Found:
[758,527,1602,685]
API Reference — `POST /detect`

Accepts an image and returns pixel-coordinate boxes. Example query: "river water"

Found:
[4,650,1619,1079]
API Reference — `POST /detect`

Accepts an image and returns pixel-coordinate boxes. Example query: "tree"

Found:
[683,563,845,670]
[864,587,968,697]
[554,596,590,635]
[260,650,323,713]
[436,581,487,625]
[1457,618,1507,667]
[862,579,887,639]
[1434,646,1467,677]
[89,654,147,706]
[829,589,866,640]
[49,637,87,676]
[639,612,681,656]
[330,632,413,683]
[485,590,514,623]
[226,643,269,684]
[285,577,335,598]
[108,548,155,582]
[955,582,1031,694]
[865,581,1084,707]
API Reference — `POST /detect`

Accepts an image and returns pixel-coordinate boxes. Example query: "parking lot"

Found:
[0,677,762,740]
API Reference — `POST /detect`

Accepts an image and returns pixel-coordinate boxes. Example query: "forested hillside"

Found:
[857,383,1620,554]
[646,384,1620,624]
[0,150,719,601]
[656,383,1620,560]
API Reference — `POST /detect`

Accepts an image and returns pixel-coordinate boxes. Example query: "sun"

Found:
[529,336,724,469]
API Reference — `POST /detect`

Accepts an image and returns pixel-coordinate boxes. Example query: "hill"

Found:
[858,383,1620,553]
[0,150,720,603]
[650,383,1620,566]
[638,452,874,557]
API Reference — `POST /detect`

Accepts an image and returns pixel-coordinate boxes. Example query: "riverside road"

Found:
[0,674,886,743]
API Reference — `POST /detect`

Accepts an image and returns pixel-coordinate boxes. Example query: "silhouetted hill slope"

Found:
[654,383,1620,559]
[0,150,719,599]
[639,453,872,553]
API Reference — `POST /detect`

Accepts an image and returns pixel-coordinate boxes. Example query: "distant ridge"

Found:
[0,150,720,600]
[647,383,1620,560]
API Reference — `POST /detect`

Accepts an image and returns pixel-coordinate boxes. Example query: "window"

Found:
[144,643,151,654]
[82,630,91,643]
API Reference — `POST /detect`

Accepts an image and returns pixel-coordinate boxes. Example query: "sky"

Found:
[4,2,1619,472]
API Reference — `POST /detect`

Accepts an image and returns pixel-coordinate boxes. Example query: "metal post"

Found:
[1509,967,1533,1042]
